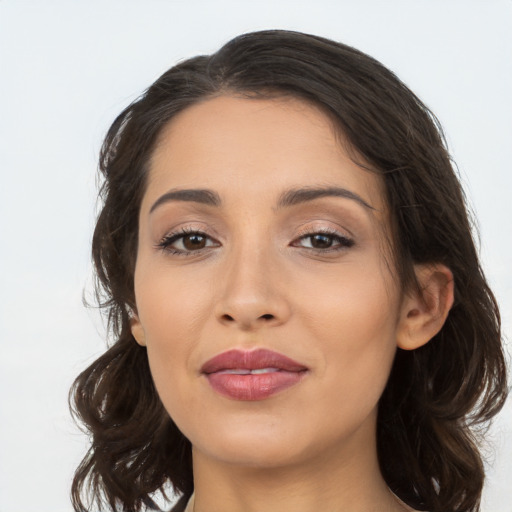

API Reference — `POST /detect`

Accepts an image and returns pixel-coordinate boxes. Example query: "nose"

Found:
[214,245,291,331]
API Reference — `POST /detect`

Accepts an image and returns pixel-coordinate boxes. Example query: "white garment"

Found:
[183,493,195,512]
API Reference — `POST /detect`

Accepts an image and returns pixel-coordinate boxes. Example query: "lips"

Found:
[201,348,308,401]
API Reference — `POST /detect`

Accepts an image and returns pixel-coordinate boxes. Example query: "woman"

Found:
[70,30,508,512]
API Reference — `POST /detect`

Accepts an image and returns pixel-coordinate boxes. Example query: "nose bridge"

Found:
[215,230,289,329]
[227,239,270,297]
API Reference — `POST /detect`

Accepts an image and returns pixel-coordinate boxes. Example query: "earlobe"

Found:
[396,264,454,351]
[130,315,146,347]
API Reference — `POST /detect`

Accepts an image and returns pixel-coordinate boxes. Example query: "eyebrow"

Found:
[149,185,375,214]
[277,186,375,210]
[149,188,221,213]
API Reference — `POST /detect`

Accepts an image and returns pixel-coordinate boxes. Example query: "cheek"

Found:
[301,263,400,395]
[135,261,212,343]
[142,318,202,432]
[133,265,211,407]
[302,258,399,337]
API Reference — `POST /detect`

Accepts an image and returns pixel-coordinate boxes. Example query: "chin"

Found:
[187,411,337,471]
[197,435,311,469]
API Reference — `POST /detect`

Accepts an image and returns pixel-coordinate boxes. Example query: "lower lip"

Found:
[205,371,306,400]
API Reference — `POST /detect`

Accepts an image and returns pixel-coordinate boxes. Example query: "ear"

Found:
[130,314,146,347]
[396,264,454,351]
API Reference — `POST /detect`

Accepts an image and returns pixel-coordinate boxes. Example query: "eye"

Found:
[157,229,220,254]
[292,231,354,251]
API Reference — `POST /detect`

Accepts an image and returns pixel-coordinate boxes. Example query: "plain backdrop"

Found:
[1,1,511,511]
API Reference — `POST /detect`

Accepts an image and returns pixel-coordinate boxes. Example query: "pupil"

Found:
[184,234,206,250]
[311,234,332,248]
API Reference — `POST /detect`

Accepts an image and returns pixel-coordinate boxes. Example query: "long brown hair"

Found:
[70,30,508,512]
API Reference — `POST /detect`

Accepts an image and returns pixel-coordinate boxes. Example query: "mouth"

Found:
[201,348,308,401]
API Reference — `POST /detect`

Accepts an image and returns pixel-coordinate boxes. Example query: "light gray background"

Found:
[1,1,511,511]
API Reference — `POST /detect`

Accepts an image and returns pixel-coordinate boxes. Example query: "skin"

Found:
[131,95,453,512]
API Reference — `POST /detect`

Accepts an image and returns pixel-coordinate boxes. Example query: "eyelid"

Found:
[293,220,354,240]
[154,219,222,244]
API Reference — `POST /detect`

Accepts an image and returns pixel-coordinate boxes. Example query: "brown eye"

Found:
[183,233,207,250]
[309,234,334,249]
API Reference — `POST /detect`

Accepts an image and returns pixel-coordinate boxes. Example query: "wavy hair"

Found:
[70,30,508,512]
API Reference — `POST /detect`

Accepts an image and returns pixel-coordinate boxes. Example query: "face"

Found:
[132,95,405,470]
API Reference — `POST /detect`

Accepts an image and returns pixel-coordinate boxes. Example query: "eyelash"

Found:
[156,227,354,256]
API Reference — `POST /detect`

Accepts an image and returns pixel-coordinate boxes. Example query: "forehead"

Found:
[144,95,386,213]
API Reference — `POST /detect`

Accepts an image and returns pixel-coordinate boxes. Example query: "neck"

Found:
[190,421,409,512]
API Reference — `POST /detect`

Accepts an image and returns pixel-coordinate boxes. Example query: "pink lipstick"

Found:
[201,348,308,401]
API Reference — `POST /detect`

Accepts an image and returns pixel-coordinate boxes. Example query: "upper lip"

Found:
[201,348,308,374]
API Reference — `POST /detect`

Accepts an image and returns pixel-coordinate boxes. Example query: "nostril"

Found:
[218,312,276,325]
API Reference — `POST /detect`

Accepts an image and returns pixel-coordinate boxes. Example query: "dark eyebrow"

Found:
[149,188,221,214]
[277,187,375,210]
